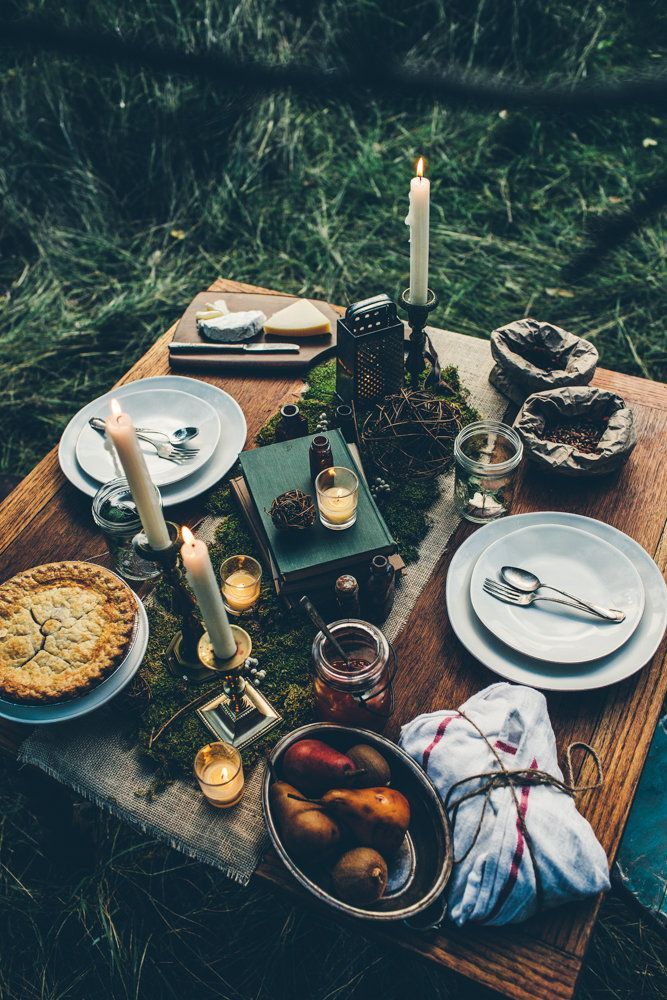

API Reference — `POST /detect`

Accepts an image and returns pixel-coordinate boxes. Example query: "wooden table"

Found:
[1,279,666,1000]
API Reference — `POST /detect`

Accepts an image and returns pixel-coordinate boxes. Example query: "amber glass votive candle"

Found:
[220,555,262,615]
[194,742,244,808]
[315,466,359,531]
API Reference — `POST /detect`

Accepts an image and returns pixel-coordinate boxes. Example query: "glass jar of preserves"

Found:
[311,619,396,731]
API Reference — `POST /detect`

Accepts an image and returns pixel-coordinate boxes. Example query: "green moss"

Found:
[131,358,475,780]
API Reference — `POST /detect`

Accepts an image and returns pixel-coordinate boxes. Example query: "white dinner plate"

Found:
[470,524,644,663]
[446,512,667,691]
[0,594,148,724]
[59,376,247,507]
[75,388,220,487]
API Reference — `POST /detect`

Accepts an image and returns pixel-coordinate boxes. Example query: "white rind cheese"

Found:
[264,299,331,338]
[197,309,267,343]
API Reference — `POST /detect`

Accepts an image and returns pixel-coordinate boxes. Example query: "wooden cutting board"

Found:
[168,291,344,374]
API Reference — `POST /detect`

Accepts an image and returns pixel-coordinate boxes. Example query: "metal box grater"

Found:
[335,294,404,406]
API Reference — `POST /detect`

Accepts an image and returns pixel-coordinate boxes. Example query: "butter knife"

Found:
[169,341,300,354]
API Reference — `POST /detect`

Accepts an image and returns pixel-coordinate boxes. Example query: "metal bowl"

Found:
[262,722,453,922]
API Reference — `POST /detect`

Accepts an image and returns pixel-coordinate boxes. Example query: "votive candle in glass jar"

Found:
[311,619,396,732]
[453,420,523,523]
[220,555,262,615]
[92,478,161,581]
[194,742,244,808]
[315,466,359,531]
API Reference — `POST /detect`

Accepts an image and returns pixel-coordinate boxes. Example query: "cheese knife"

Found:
[169,341,300,354]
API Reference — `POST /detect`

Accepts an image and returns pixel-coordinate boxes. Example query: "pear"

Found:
[332,847,388,905]
[319,786,410,855]
[270,781,341,859]
[282,738,363,795]
[346,744,391,788]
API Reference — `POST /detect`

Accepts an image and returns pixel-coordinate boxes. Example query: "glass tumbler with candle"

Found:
[92,479,161,581]
[453,420,523,523]
[315,466,359,531]
[311,620,396,732]
[220,555,262,616]
[194,741,244,808]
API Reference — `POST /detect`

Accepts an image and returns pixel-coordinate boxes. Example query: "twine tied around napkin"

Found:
[444,709,604,913]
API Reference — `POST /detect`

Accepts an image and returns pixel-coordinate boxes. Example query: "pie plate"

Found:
[0,594,148,725]
[75,388,220,487]
[469,524,644,663]
[446,512,667,692]
[59,375,247,507]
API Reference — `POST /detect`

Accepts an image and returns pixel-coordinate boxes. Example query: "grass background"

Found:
[1,1,666,998]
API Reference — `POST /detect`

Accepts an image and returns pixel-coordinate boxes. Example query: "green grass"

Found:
[1,2,666,998]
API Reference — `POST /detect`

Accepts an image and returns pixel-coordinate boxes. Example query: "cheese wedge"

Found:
[264,299,331,338]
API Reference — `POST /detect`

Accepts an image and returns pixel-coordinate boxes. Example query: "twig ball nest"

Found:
[361,388,462,480]
[268,489,315,531]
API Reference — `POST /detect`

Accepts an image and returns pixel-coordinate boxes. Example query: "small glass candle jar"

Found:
[92,479,161,581]
[194,742,244,808]
[453,420,523,524]
[315,466,359,531]
[220,555,262,615]
[311,619,396,732]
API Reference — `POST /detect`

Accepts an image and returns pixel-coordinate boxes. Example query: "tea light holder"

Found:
[194,741,245,808]
[400,288,439,386]
[315,466,359,531]
[195,628,282,749]
[220,555,262,616]
[133,521,204,671]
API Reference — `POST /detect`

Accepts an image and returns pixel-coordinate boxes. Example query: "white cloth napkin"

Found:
[399,683,610,926]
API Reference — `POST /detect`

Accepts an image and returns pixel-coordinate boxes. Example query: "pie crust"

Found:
[0,562,137,703]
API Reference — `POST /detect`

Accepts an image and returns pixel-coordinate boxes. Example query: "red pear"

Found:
[282,738,363,795]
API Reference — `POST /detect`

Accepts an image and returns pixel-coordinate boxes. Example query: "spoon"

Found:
[299,595,351,666]
[89,417,199,446]
[500,566,626,623]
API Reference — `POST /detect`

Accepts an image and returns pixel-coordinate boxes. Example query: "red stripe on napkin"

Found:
[422,714,459,770]
[482,756,538,924]
[495,739,518,755]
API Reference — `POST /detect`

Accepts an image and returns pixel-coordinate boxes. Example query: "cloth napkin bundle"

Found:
[399,683,610,926]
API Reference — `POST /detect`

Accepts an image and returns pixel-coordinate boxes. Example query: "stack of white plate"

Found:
[446,512,667,691]
[59,375,247,506]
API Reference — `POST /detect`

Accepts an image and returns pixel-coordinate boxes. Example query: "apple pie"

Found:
[0,561,137,703]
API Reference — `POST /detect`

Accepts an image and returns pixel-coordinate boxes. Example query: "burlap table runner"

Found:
[19,328,505,885]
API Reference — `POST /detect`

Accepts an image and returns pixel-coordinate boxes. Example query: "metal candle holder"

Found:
[133,521,204,672]
[400,288,439,385]
[195,629,282,750]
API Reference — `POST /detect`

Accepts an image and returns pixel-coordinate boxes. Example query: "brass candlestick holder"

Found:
[400,288,439,386]
[195,628,282,750]
[133,522,204,673]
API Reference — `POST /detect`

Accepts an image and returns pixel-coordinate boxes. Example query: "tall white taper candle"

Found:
[105,399,171,550]
[180,526,237,660]
[405,157,430,306]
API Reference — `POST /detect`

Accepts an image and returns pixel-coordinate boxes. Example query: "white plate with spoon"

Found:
[75,387,220,487]
[469,524,645,663]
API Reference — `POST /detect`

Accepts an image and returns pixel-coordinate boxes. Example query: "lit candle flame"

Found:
[110,398,122,419]
[416,157,424,178]
[181,525,196,546]
[221,767,229,782]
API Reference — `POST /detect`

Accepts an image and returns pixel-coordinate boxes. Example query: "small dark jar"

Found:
[309,434,334,482]
[275,403,309,442]
[365,555,396,623]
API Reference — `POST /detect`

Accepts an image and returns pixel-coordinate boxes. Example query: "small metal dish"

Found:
[262,722,453,922]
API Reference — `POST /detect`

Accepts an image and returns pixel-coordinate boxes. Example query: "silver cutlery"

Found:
[168,341,300,354]
[483,578,625,623]
[89,417,199,464]
[500,566,626,623]
[89,416,198,448]
[135,425,199,445]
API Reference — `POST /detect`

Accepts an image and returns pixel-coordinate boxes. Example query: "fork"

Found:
[482,579,625,623]
[135,433,199,463]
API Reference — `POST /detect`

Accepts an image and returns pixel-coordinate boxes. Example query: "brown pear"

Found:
[332,847,388,905]
[319,786,410,855]
[346,744,391,788]
[270,781,341,859]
